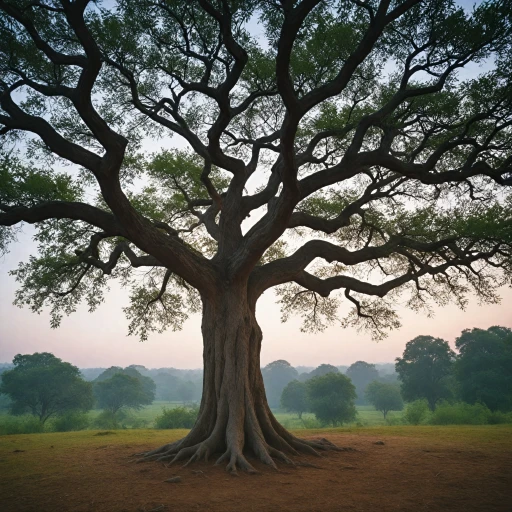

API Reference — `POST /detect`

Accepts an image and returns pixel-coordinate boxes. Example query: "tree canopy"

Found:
[395,335,455,410]
[1,0,512,473]
[455,326,512,411]
[365,380,403,418]
[307,372,357,426]
[94,371,155,415]
[0,352,93,424]
[280,379,308,418]
[262,359,299,407]
[346,360,379,404]
[1,0,511,340]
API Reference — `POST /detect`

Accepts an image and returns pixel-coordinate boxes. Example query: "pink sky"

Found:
[1,231,511,369]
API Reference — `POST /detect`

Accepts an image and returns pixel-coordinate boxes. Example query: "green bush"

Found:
[50,411,90,432]
[93,410,123,429]
[404,399,430,425]
[301,417,322,429]
[0,414,45,435]
[154,406,198,429]
[487,410,512,424]
[429,402,491,425]
[385,414,405,426]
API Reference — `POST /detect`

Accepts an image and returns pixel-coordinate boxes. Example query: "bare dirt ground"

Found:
[1,428,511,512]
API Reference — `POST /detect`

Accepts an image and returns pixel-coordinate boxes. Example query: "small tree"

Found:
[280,380,308,419]
[365,381,403,419]
[346,361,380,404]
[94,373,155,416]
[395,336,455,411]
[307,373,356,427]
[0,352,93,425]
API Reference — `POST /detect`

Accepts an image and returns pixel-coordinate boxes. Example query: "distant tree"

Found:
[176,380,197,403]
[308,364,340,379]
[346,361,379,404]
[307,373,356,427]
[94,373,155,415]
[95,366,156,399]
[153,372,181,401]
[365,381,403,419]
[262,360,298,408]
[395,336,455,411]
[0,352,93,424]
[455,326,512,411]
[280,380,308,419]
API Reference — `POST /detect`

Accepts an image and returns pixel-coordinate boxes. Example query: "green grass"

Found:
[0,402,404,434]
[274,405,403,429]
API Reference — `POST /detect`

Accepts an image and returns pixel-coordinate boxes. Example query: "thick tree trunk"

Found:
[139,285,339,473]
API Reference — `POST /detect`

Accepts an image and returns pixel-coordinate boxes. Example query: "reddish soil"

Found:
[1,432,512,512]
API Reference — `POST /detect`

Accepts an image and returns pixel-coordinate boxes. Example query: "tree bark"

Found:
[139,284,339,473]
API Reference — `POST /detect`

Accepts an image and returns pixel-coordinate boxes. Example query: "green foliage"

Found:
[455,326,512,412]
[92,410,124,430]
[93,371,155,415]
[262,360,299,408]
[404,399,431,426]
[429,402,493,426]
[346,361,379,405]
[308,364,340,379]
[0,353,93,424]
[365,381,404,419]
[94,366,156,398]
[280,380,308,419]
[396,336,455,411]
[154,406,199,429]
[0,414,45,435]
[306,373,357,427]
[49,411,90,433]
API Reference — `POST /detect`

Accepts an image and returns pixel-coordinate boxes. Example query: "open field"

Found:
[0,403,403,434]
[93,402,404,428]
[1,425,511,512]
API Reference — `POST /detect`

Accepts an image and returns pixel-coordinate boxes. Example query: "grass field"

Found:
[0,425,511,511]
[0,402,402,433]
[91,402,402,428]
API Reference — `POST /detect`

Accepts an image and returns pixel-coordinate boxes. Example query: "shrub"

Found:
[0,414,45,435]
[404,399,430,425]
[93,410,124,429]
[487,410,512,424]
[154,406,198,429]
[50,411,90,432]
[429,402,491,425]
[301,417,322,429]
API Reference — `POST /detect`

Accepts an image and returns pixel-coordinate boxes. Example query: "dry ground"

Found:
[1,426,511,512]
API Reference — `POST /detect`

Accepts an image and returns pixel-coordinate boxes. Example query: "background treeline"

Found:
[0,326,511,433]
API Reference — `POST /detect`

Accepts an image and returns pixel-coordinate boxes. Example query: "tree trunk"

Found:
[139,285,339,473]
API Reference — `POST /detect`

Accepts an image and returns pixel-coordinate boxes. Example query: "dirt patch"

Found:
[1,431,511,512]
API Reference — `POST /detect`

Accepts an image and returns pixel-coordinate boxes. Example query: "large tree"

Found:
[395,335,455,410]
[1,0,512,473]
[455,326,512,411]
[0,352,93,424]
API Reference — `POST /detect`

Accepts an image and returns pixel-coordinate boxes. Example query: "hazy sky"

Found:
[1,0,511,369]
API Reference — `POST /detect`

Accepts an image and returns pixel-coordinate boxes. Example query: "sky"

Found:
[1,0,511,370]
